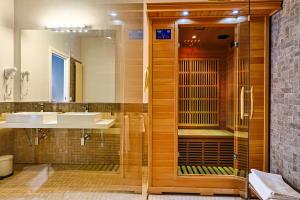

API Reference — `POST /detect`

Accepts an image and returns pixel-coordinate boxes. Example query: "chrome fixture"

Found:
[100,130,104,147]
[35,129,39,145]
[80,129,90,146]
[40,103,44,112]
[3,67,17,100]
[82,104,89,112]
[34,129,49,145]
[39,131,48,141]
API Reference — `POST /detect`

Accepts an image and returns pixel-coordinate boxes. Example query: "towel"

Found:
[249,169,300,200]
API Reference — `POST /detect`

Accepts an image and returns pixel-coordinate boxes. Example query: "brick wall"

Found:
[270,0,300,191]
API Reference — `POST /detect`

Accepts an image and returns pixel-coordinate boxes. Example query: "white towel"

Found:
[249,169,300,200]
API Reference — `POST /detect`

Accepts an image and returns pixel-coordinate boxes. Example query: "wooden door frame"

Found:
[174,19,238,179]
[148,17,247,196]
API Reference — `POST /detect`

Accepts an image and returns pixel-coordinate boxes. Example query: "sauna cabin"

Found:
[147,0,282,196]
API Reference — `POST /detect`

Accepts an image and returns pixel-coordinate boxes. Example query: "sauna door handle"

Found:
[250,86,254,119]
[240,87,244,120]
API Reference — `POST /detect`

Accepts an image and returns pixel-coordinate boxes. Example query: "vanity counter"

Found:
[0,119,115,129]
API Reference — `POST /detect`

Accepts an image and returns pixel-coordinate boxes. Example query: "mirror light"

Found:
[46,24,90,33]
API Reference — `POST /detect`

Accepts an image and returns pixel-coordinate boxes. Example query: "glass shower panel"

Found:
[6,1,145,199]
[234,0,250,195]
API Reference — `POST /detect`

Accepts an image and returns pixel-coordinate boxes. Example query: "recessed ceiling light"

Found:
[110,12,117,17]
[182,11,189,16]
[192,35,197,39]
[232,10,240,15]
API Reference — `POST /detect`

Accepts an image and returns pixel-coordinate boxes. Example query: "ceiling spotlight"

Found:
[182,11,189,16]
[106,36,112,40]
[232,10,240,15]
[110,12,117,17]
[192,35,197,39]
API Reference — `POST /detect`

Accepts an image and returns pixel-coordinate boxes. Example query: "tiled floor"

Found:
[0,164,143,200]
[148,195,242,200]
[0,164,243,200]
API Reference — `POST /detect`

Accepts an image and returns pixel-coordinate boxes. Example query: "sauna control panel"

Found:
[156,29,171,40]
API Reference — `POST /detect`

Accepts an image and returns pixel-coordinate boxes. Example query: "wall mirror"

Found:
[20,29,118,103]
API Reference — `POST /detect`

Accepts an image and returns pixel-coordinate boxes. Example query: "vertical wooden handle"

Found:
[250,86,254,119]
[240,87,244,120]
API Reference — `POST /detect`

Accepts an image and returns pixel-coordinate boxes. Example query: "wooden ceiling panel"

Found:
[147,1,282,17]
[179,26,234,49]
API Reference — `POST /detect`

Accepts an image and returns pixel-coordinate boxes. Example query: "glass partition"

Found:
[0,1,145,199]
[176,2,251,193]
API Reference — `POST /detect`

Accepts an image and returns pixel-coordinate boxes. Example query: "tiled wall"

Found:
[0,103,14,156]
[270,0,300,191]
[0,102,147,166]
[13,128,121,165]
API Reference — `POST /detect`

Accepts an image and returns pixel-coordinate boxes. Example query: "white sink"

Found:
[57,112,103,125]
[6,112,57,124]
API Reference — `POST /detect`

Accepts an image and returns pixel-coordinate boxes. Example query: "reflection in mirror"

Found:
[21,29,116,103]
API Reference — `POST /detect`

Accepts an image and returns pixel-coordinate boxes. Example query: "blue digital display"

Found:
[156,29,171,40]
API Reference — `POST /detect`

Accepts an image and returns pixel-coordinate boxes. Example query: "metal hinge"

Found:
[234,153,238,160]
[231,41,239,48]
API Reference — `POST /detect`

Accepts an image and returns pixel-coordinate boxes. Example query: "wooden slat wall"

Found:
[179,59,219,127]
[179,47,228,130]
[178,136,233,166]
[249,17,268,171]
[151,19,177,187]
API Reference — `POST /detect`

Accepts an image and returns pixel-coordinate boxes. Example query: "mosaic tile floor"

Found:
[0,164,143,200]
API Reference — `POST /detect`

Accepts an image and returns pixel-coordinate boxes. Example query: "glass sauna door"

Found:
[234,1,250,194]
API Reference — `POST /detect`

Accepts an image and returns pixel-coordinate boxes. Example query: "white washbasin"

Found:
[57,112,103,124]
[6,112,57,124]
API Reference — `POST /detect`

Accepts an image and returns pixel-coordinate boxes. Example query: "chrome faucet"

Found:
[83,104,89,112]
[40,103,44,112]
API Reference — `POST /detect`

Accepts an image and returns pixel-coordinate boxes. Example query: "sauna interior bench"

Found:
[178,129,234,137]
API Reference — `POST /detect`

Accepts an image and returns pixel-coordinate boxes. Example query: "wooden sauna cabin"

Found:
[147,0,282,196]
